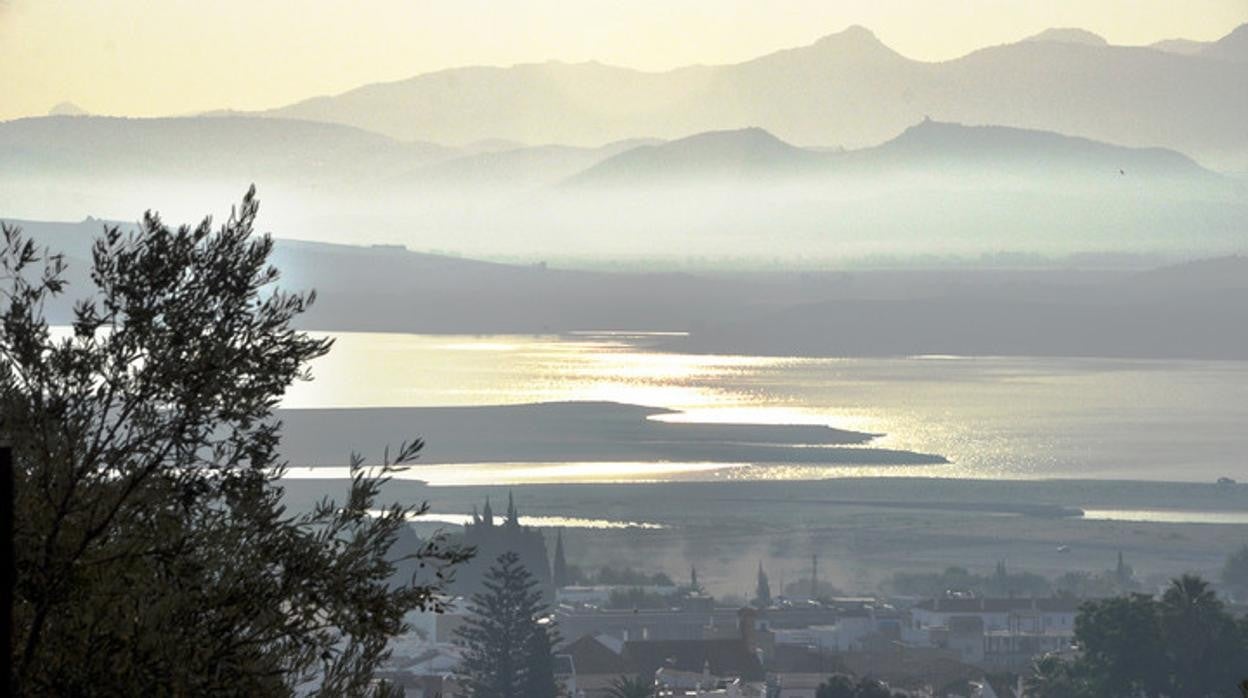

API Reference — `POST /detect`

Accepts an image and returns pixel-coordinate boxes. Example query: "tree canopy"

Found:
[2,189,468,696]
[1033,574,1248,698]
[1222,545,1248,599]
[456,551,561,698]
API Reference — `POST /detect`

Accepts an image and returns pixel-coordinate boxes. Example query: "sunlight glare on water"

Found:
[282,332,1248,483]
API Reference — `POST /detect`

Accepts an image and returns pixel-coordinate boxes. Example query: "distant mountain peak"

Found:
[812,24,888,50]
[47,101,89,117]
[1022,28,1109,46]
[563,127,815,187]
[1202,22,1248,62]
[688,126,787,145]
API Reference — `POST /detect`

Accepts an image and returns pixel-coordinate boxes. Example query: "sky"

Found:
[1,0,1245,122]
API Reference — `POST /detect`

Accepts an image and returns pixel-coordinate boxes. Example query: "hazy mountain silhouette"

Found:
[393,138,662,191]
[261,24,1248,170]
[569,120,1220,187]
[4,115,1242,261]
[0,114,457,222]
[566,128,821,186]
[1149,38,1209,56]
[1022,28,1108,46]
[1201,23,1248,62]
[0,115,452,181]
[860,120,1210,176]
[47,101,88,117]
[1149,25,1248,61]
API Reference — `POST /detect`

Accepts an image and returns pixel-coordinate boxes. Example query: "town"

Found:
[378,497,1247,697]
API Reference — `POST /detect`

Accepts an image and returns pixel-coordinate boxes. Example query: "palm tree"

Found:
[1025,654,1081,698]
[1163,573,1220,611]
[605,675,653,698]
[1161,574,1231,698]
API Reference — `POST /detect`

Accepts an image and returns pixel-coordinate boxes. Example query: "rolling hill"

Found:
[569,120,1219,187]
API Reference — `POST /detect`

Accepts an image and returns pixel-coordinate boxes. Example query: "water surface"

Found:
[283,332,1248,483]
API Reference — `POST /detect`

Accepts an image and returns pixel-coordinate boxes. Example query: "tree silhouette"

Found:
[1160,575,1241,697]
[1025,654,1084,698]
[1222,545,1248,600]
[456,551,559,698]
[816,676,901,698]
[605,675,653,698]
[1,190,468,696]
[1054,575,1248,697]
[1075,593,1168,697]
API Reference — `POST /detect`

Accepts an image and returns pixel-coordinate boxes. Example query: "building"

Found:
[451,494,554,602]
[557,605,744,643]
[904,597,1079,670]
[908,597,1079,635]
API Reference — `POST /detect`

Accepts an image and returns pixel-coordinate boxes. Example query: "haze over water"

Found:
[283,332,1248,484]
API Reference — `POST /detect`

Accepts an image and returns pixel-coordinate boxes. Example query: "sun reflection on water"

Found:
[282,332,1248,483]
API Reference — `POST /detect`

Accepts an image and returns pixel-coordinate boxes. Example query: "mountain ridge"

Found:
[257,23,1248,170]
[568,120,1220,187]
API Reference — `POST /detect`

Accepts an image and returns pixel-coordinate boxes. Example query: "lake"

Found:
[282,332,1248,483]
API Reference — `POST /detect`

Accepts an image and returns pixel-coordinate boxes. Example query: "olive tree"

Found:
[1,188,468,696]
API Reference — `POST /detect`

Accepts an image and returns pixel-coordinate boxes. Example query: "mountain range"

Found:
[1,113,1243,261]
[259,24,1248,171]
[2,23,1245,262]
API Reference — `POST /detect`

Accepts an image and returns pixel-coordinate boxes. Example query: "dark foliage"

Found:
[1030,575,1248,698]
[1,189,470,696]
[456,551,560,698]
[816,675,904,698]
[605,675,653,698]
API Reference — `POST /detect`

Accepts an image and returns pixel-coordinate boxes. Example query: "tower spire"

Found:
[755,561,771,607]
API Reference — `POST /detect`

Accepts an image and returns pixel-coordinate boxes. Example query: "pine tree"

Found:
[457,552,560,698]
[522,617,562,698]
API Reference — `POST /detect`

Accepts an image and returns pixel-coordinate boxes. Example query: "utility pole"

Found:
[2,440,12,693]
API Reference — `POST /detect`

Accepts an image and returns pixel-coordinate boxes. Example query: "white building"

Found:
[904,598,1078,670]
[908,598,1078,635]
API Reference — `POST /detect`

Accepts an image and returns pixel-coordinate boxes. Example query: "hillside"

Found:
[570,120,1218,187]
[6,216,1246,360]
[565,128,821,186]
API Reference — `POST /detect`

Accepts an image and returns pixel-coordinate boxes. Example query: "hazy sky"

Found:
[2,0,1245,122]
